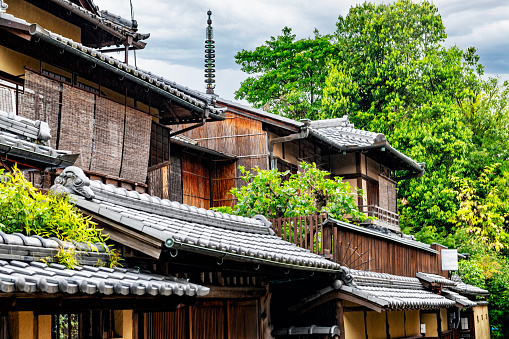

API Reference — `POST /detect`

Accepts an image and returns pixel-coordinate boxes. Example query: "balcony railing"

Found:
[356,205,399,230]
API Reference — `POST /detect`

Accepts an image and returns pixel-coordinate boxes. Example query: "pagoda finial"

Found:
[204,10,216,94]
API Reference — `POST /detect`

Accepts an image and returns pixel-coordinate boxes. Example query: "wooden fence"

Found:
[270,214,330,257]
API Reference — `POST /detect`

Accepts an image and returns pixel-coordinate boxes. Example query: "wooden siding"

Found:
[178,113,268,198]
[211,160,236,208]
[142,300,259,339]
[147,162,171,200]
[182,152,211,209]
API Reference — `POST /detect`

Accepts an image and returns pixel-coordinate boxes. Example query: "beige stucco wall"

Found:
[421,312,439,337]
[366,311,387,339]
[388,311,406,338]
[405,310,421,336]
[330,153,356,175]
[474,305,491,339]
[38,315,51,339]
[440,308,448,333]
[344,311,366,339]
[0,46,39,79]
[8,311,34,339]
[115,310,133,339]
[6,0,81,42]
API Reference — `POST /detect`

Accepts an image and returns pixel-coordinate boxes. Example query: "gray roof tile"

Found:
[58,167,340,272]
[0,257,209,297]
[342,269,457,310]
[0,110,77,168]
[450,275,489,296]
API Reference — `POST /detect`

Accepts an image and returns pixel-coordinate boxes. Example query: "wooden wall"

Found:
[140,300,259,339]
[178,111,268,201]
[18,71,152,184]
[331,224,448,277]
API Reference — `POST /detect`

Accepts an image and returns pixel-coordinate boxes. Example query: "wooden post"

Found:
[335,300,345,339]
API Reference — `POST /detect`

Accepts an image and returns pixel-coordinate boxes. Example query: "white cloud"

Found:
[94,0,509,99]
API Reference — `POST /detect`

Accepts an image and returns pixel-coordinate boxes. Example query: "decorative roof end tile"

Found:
[50,166,95,199]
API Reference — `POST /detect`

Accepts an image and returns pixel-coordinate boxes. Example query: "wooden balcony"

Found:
[269,214,448,277]
[356,205,400,231]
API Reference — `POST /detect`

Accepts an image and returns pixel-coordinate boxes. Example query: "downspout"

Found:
[268,119,311,170]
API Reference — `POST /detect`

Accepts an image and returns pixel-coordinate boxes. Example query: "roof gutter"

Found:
[269,119,311,170]
[48,0,147,49]
[28,24,225,122]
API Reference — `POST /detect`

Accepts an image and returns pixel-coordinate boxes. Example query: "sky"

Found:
[94,0,509,102]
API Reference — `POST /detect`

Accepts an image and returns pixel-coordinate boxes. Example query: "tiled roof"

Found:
[0,233,209,297]
[22,23,226,120]
[0,110,78,168]
[309,116,424,174]
[450,275,489,296]
[417,272,457,287]
[0,232,110,266]
[341,270,457,310]
[49,0,148,43]
[441,289,478,308]
[310,116,384,148]
[0,259,208,297]
[55,167,341,272]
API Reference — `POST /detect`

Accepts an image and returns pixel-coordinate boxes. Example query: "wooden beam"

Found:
[199,286,266,299]
[336,300,345,339]
[81,210,162,259]
[291,290,383,315]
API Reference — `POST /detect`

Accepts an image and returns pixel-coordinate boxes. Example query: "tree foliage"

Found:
[235,27,335,120]
[213,162,366,221]
[235,1,509,333]
[0,167,119,268]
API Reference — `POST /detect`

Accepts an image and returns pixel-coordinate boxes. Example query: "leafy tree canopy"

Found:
[213,162,367,221]
[234,27,335,120]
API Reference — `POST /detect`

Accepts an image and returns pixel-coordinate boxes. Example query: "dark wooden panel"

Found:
[191,301,224,339]
[228,300,259,339]
[144,309,186,339]
[182,152,210,209]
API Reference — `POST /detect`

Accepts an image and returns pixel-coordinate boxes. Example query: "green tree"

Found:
[213,162,366,221]
[235,27,335,119]
[0,167,120,268]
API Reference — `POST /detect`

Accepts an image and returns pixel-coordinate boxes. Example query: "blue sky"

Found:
[94,0,509,101]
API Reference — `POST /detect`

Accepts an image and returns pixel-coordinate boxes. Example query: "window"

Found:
[461,317,469,330]
[51,310,117,339]
[52,314,79,339]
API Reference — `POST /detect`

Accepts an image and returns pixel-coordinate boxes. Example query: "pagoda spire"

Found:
[204,10,216,94]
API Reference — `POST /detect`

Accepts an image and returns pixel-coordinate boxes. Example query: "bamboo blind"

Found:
[119,107,151,183]
[59,84,95,169]
[90,97,124,176]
